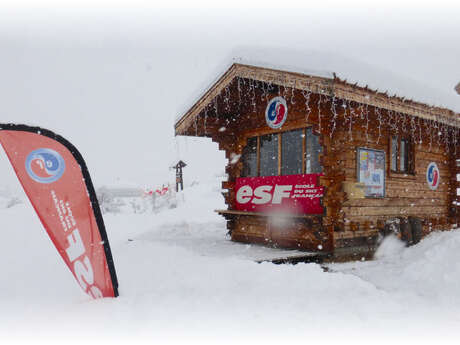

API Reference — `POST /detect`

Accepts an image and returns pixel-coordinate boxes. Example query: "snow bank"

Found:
[330,230,460,307]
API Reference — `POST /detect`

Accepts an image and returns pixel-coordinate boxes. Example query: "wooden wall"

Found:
[323,99,457,249]
[188,76,459,253]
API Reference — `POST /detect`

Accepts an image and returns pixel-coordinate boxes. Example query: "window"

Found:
[281,129,303,175]
[390,136,413,174]
[241,137,258,177]
[259,134,278,176]
[305,127,322,174]
[240,128,322,177]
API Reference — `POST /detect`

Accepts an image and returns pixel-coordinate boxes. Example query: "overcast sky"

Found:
[0,2,459,189]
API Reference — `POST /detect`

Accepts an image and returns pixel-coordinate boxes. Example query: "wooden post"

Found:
[172,160,187,192]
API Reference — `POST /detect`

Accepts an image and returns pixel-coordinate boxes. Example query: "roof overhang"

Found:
[175,63,460,135]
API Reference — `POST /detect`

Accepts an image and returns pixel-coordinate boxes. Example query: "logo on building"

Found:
[265,96,288,129]
[426,162,440,190]
[25,148,66,183]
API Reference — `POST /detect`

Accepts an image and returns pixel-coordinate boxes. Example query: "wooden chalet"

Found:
[175,62,460,259]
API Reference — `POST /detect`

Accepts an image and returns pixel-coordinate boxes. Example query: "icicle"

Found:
[249,79,256,113]
[317,94,322,134]
[204,107,208,134]
[266,82,273,101]
[426,119,433,151]
[399,113,407,135]
[395,112,401,136]
[430,109,441,147]
[213,96,218,117]
[388,110,397,135]
[290,79,296,105]
[330,96,337,139]
[260,82,266,101]
[376,107,383,144]
[224,86,230,113]
[348,101,355,141]
[283,76,288,100]
[194,115,198,136]
[204,105,208,135]
[447,125,451,153]
[417,117,423,145]
[364,104,370,143]
[237,77,242,107]
[301,90,312,123]
[359,103,365,120]
[443,122,450,152]
[410,115,417,145]
[454,127,458,156]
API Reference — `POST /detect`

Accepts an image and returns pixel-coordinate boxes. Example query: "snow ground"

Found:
[1,180,460,345]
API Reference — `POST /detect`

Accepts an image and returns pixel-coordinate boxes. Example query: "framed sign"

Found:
[357,148,385,198]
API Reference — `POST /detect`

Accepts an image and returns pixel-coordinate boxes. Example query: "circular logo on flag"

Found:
[25,148,66,184]
[426,162,440,190]
[265,96,288,129]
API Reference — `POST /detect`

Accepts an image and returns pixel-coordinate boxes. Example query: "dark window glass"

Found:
[391,136,398,171]
[400,139,408,172]
[241,137,258,177]
[281,129,303,175]
[306,128,322,173]
[391,136,413,174]
[259,134,278,176]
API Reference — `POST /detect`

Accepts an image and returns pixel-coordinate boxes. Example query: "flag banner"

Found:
[0,124,118,298]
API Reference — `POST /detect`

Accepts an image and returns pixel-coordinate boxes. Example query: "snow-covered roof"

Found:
[230,47,460,113]
[176,47,459,131]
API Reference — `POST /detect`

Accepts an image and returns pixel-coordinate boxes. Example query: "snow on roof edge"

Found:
[176,47,460,124]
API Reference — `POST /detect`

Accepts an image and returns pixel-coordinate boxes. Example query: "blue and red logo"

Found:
[25,148,66,184]
[265,96,288,129]
[426,162,440,190]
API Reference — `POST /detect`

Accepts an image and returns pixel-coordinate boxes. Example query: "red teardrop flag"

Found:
[0,125,118,298]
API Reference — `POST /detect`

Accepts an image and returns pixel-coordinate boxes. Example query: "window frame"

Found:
[240,127,321,177]
[389,135,415,176]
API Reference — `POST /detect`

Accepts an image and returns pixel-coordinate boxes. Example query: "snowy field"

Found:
[1,178,460,345]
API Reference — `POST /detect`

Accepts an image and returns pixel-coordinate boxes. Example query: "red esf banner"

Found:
[235,174,325,215]
[0,125,118,298]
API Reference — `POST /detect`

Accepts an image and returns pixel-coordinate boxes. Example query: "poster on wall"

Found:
[357,148,385,198]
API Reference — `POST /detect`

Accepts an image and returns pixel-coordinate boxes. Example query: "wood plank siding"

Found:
[175,63,460,256]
